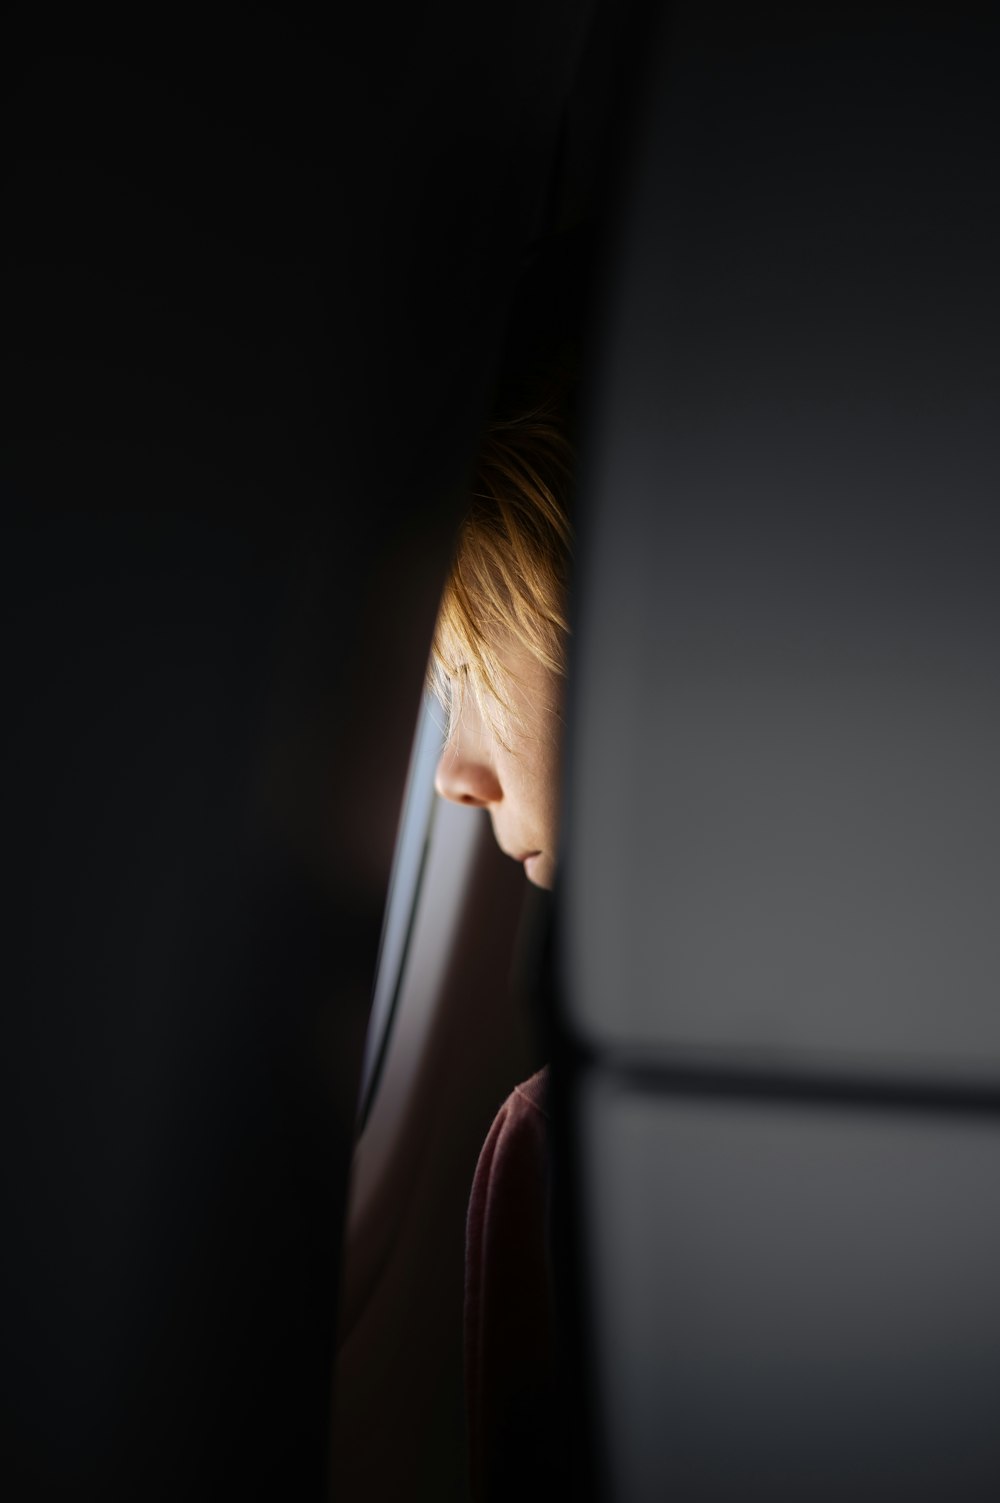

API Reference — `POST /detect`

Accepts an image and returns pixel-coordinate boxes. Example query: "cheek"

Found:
[525,715,561,811]
[537,749,561,833]
[504,744,558,834]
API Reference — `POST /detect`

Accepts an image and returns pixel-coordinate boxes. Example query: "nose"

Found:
[434,739,502,807]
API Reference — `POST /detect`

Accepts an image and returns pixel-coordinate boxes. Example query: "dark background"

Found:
[0,3,645,1498]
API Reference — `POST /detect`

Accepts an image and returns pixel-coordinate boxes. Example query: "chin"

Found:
[523,852,555,889]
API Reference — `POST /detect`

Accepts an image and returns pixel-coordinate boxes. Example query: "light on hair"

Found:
[428,397,573,749]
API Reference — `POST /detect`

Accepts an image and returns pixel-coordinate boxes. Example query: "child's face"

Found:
[434,644,562,889]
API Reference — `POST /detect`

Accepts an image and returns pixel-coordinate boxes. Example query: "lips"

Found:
[496,838,543,872]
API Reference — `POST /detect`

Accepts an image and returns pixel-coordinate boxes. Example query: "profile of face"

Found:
[434,642,563,889]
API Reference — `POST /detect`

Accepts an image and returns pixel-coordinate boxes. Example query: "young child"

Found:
[429,387,574,1500]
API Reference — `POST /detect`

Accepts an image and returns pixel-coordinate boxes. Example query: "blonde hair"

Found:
[428,395,573,747]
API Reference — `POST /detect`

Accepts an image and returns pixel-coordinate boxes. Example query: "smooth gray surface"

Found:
[563,6,1000,1074]
[577,1072,1000,1502]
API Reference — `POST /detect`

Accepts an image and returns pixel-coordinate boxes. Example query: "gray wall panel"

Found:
[577,1072,1000,1502]
[563,5,1000,1073]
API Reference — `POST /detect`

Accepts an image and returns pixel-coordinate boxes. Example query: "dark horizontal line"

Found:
[561,1039,1000,1118]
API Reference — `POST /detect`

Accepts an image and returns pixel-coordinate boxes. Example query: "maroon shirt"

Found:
[465,1067,556,1501]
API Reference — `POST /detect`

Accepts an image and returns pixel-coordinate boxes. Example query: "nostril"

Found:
[435,756,502,809]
